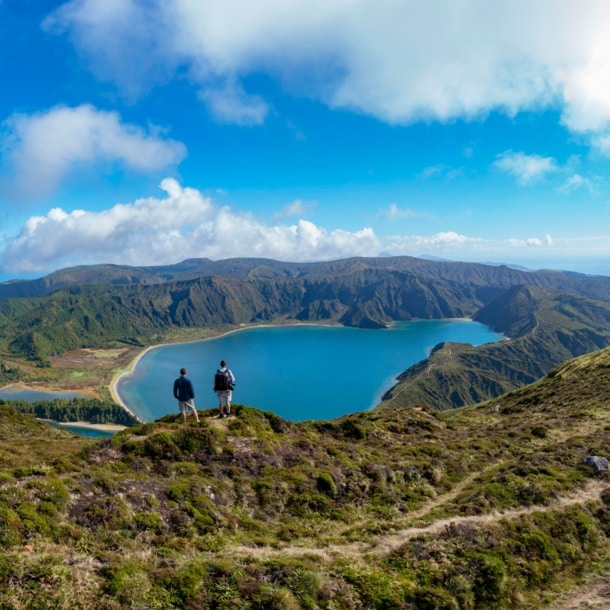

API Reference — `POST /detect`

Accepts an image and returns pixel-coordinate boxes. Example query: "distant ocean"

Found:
[524,259,610,277]
[117,320,504,423]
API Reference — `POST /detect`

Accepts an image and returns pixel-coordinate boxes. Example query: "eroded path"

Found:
[228,475,608,564]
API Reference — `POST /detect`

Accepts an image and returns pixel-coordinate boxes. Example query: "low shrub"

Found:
[316,472,338,498]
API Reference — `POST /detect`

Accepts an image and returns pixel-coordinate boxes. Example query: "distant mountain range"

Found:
[2,255,610,408]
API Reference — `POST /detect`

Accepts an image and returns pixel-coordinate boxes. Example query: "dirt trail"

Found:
[366,478,608,558]
[330,461,499,541]
[228,478,608,564]
[550,576,610,609]
[225,478,610,608]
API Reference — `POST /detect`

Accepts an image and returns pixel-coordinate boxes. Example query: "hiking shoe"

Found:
[217,413,224,419]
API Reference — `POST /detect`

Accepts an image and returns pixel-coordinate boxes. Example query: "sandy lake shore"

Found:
[44,420,127,432]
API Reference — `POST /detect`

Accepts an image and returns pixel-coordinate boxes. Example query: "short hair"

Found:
[180,368,187,375]
[220,360,227,367]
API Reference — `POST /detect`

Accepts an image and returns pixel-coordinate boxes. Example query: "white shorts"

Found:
[217,391,232,406]
[178,399,196,413]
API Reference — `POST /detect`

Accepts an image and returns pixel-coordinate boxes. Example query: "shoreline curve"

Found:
[109,322,339,421]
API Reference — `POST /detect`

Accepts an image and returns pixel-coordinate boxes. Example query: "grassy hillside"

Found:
[1,347,610,608]
[382,285,610,409]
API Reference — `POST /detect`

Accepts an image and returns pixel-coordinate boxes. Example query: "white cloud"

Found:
[2,180,602,275]
[420,165,463,181]
[386,231,558,256]
[198,80,269,126]
[589,132,610,157]
[421,165,445,179]
[1,105,186,198]
[559,43,610,132]
[385,204,417,220]
[419,231,471,247]
[1,179,212,272]
[274,199,316,221]
[0,179,380,273]
[493,151,558,185]
[43,0,175,98]
[557,173,599,195]
[43,0,610,137]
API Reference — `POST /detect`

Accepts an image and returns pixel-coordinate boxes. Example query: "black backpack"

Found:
[214,369,233,392]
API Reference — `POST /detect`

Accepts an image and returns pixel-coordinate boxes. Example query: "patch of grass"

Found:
[2,348,610,606]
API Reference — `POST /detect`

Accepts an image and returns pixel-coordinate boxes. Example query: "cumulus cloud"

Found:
[1,105,186,198]
[1,179,212,272]
[559,47,610,132]
[0,179,380,273]
[493,151,558,185]
[0,180,574,274]
[417,231,471,247]
[42,0,610,137]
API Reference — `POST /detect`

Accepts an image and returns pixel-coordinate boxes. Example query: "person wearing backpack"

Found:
[214,359,236,418]
[173,367,200,423]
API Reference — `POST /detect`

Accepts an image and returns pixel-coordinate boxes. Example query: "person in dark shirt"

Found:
[213,359,236,418]
[173,367,200,423]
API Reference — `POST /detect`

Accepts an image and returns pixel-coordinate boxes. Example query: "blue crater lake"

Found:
[117,320,503,423]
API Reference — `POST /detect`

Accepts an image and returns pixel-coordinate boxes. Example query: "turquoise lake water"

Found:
[117,320,503,423]
[0,388,86,402]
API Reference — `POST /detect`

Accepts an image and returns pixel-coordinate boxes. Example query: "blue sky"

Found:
[1,0,610,279]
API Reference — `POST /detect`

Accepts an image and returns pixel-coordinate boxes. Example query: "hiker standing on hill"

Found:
[173,368,200,423]
[214,359,236,418]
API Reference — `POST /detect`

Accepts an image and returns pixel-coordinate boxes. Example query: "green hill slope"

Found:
[382,285,610,409]
[1,347,610,608]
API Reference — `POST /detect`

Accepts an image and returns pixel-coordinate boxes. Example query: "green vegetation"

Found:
[383,285,610,410]
[1,346,610,608]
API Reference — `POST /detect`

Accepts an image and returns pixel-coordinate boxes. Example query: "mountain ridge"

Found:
[2,256,610,409]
